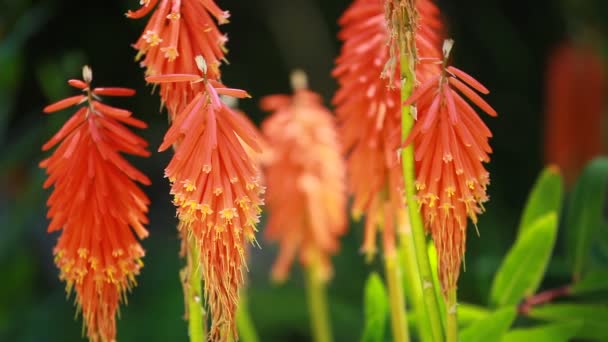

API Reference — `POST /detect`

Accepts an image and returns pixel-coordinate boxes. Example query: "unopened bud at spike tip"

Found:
[195,55,207,75]
[82,65,92,84]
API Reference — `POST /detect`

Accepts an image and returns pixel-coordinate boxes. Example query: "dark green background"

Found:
[0,0,606,341]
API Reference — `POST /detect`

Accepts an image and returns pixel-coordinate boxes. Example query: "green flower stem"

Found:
[399,29,446,342]
[385,251,411,342]
[399,227,433,342]
[305,256,333,342]
[237,289,259,342]
[187,236,205,342]
[446,288,458,342]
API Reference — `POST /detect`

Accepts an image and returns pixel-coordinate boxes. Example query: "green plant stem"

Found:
[187,236,205,342]
[385,252,411,342]
[305,257,333,342]
[446,288,458,342]
[399,228,433,342]
[399,27,445,342]
[237,288,259,342]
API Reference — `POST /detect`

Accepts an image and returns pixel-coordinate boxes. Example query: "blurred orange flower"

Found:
[40,66,150,341]
[333,0,405,259]
[128,0,228,115]
[260,73,347,282]
[146,62,264,340]
[544,40,606,186]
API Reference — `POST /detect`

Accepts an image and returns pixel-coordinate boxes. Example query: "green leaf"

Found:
[518,166,564,236]
[460,306,517,342]
[489,213,558,307]
[361,272,389,342]
[528,304,608,340]
[565,157,608,279]
[501,321,582,342]
[570,270,608,295]
[458,303,490,328]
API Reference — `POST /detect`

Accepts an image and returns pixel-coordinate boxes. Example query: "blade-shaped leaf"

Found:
[528,304,608,340]
[460,306,517,342]
[490,213,558,307]
[458,303,490,328]
[518,166,563,236]
[361,272,388,342]
[501,321,582,342]
[570,270,608,295]
[565,157,608,280]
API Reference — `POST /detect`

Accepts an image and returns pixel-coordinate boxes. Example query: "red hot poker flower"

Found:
[333,0,405,259]
[404,41,497,291]
[333,0,444,259]
[146,58,264,341]
[128,0,229,115]
[40,66,150,341]
[261,72,347,282]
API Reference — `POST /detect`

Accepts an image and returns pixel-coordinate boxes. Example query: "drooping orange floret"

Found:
[260,71,347,282]
[128,0,229,115]
[146,59,264,341]
[404,41,497,291]
[544,40,606,186]
[40,66,150,342]
[333,0,444,259]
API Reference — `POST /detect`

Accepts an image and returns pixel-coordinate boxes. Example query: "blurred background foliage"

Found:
[0,0,606,341]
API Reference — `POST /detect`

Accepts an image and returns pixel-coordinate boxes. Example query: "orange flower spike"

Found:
[404,40,497,291]
[40,66,150,342]
[128,0,229,115]
[333,0,408,260]
[261,70,347,282]
[147,56,263,341]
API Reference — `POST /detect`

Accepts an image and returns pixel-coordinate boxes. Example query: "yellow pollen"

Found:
[183,200,198,211]
[112,249,124,257]
[162,47,179,61]
[415,181,426,190]
[214,187,223,196]
[445,186,456,197]
[106,267,117,283]
[443,153,453,162]
[89,257,98,270]
[440,202,454,213]
[77,248,88,258]
[466,179,476,190]
[182,180,196,192]
[143,30,162,46]
[220,208,239,222]
[236,196,250,209]
[166,12,180,20]
[199,204,213,216]
[426,193,439,208]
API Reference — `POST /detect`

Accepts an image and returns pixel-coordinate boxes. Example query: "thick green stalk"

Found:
[398,227,433,342]
[385,252,411,342]
[237,289,259,342]
[446,288,458,342]
[305,257,333,342]
[399,31,445,342]
[187,236,205,342]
